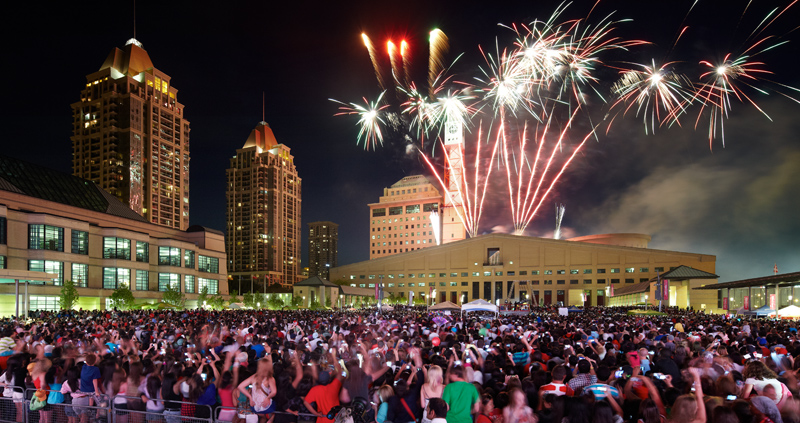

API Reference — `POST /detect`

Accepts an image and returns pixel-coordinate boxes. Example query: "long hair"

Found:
[66,366,80,392]
[638,398,661,423]
[425,365,443,389]
[743,360,777,381]
[253,358,273,396]
[109,368,127,396]
[128,361,143,388]
[669,394,699,423]
[593,401,616,423]
[147,376,162,400]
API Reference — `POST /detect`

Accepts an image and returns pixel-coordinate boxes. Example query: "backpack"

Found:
[333,406,354,423]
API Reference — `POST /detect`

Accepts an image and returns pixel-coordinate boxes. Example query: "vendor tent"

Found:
[737,304,775,316]
[461,299,499,317]
[429,301,461,312]
[229,302,245,309]
[777,305,800,319]
[567,306,584,313]
[380,304,395,311]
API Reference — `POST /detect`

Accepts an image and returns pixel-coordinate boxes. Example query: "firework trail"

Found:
[401,40,411,87]
[429,29,449,96]
[388,41,402,85]
[362,33,386,90]
[554,203,565,240]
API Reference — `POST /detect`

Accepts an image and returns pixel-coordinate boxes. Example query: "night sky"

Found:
[3,0,798,282]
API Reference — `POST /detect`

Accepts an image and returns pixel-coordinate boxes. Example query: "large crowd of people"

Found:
[0,304,799,423]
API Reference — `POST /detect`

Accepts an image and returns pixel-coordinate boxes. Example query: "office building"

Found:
[71,38,190,230]
[369,175,444,259]
[332,232,720,312]
[226,122,301,289]
[0,155,226,317]
[308,221,338,279]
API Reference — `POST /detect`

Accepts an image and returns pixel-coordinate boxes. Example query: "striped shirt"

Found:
[0,337,14,353]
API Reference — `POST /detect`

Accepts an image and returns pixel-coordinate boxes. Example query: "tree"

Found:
[325,296,331,308]
[162,283,185,309]
[110,285,135,310]
[228,290,241,307]
[291,295,303,308]
[243,293,256,308]
[267,295,285,310]
[198,286,210,308]
[208,295,226,310]
[59,280,80,311]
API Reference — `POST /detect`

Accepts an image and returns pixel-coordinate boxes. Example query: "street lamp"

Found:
[257,302,260,309]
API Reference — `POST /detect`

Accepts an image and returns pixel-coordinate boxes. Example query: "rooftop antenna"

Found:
[133,0,136,40]
[262,91,265,123]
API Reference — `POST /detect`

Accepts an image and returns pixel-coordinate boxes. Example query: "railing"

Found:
[0,390,321,423]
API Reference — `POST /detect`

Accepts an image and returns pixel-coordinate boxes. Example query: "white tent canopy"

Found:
[429,301,461,312]
[777,305,800,318]
[461,299,499,316]
[380,304,395,311]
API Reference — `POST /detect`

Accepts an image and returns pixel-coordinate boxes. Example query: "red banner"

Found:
[770,294,776,310]
[722,297,728,310]
[744,296,750,310]
[663,279,669,303]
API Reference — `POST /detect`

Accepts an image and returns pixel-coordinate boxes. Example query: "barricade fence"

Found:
[14,389,320,423]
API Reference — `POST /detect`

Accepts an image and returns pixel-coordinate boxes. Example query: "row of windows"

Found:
[373,203,438,217]
[23,226,216,272]
[371,216,429,224]
[349,267,670,280]
[352,278,646,289]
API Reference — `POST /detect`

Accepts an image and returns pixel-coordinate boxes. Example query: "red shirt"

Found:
[540,382,574,396]
[305,378,342,423]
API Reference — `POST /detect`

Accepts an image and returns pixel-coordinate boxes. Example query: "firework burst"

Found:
[331,92,389,150]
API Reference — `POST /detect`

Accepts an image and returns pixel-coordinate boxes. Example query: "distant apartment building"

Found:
[368,175,444,259]
[71,38,190,230]
[308,221,338,279]
[226,122,301,289]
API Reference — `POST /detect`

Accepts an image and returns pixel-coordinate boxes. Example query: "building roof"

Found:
[613,281,651,296]
[696,271,800,290]
[187,225,224,236]
[100,39,154,76]
[294,276,339,288]
[649,265,718,282]
[0,155,147,222]
[243,122,278,150]
[390,175,437,188]
[339,285,374,296]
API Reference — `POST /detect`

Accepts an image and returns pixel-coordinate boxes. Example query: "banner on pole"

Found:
[722,297,728,310]
[663,279,669,303]
[770,293,776,310]
[743,296,750,311]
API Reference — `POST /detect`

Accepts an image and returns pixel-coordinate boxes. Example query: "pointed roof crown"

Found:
[243,122,278,149]
[100,38,154,76]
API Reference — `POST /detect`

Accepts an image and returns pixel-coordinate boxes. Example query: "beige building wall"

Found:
[0,191,226,316]
[369,176,443,260]
[333,233,716,307]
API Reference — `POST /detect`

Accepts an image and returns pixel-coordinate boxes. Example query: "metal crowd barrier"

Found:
[8,389,320,423]
[0,387,25,423]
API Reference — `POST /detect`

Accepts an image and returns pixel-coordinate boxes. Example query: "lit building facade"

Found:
[0,155,226,317]
[369,175,443,259]
[226,122,301,289]
[333,233,719,312]
[308,221,338,279]
[71,38,190,230]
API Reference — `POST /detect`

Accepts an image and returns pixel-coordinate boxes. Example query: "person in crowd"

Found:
[442,365,479,423]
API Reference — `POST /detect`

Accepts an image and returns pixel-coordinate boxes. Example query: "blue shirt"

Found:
[251,344,265,358]
[80,365,101,393]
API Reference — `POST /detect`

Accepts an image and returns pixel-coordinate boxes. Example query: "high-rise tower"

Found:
[71,39,190,230]
[226,122,301,289]
[308,221,338,280]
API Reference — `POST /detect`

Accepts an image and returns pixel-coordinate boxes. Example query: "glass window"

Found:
[71,230,89,255]
[439,282,446,287]
[372,208,386,217]
[583,269,592,274]
[625,267,635,273]
[557,270,566,275]
[388,206,403,215]
[418,282,425,287]
[557,280,565,285]
[185,275,195,293]
[103,237,131,260]
[28,260,63,285]
[544,270,553,275]
[610,268,620,273]
[625,278,635,284]
[531,270,540,275]
[0,256,5,269]
[398,283,405,287]
[611,279,620,284]
[29,225,64,251]
[136,242,149,263]
[655,267,665,272]
[495,271,503,276]
[29,296,59,312]
[423,203,438,212]
[570,279,578,285]
[398,274,405,278]
[158,247,181,266]
[388,283,394,288]
[483,271,491,277]
[409,283,415,287]
[368,275,375,280]
[405,205,420,214]
[71,263,88,287]
[597,269,606,274]
[570,269,579,274]
[450,272,458,277]
[507,271,515,276]
[439,273,447,277]
[103,267,130,289]
[544,280,553,285]
[0,217,6,244]
[184,250,195,268]
[136,270,149,291]
[583,279,592,285]
[429,273,436,278]
[198,278,218,295]
[640,267,649,273]
[158,273,180,292]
